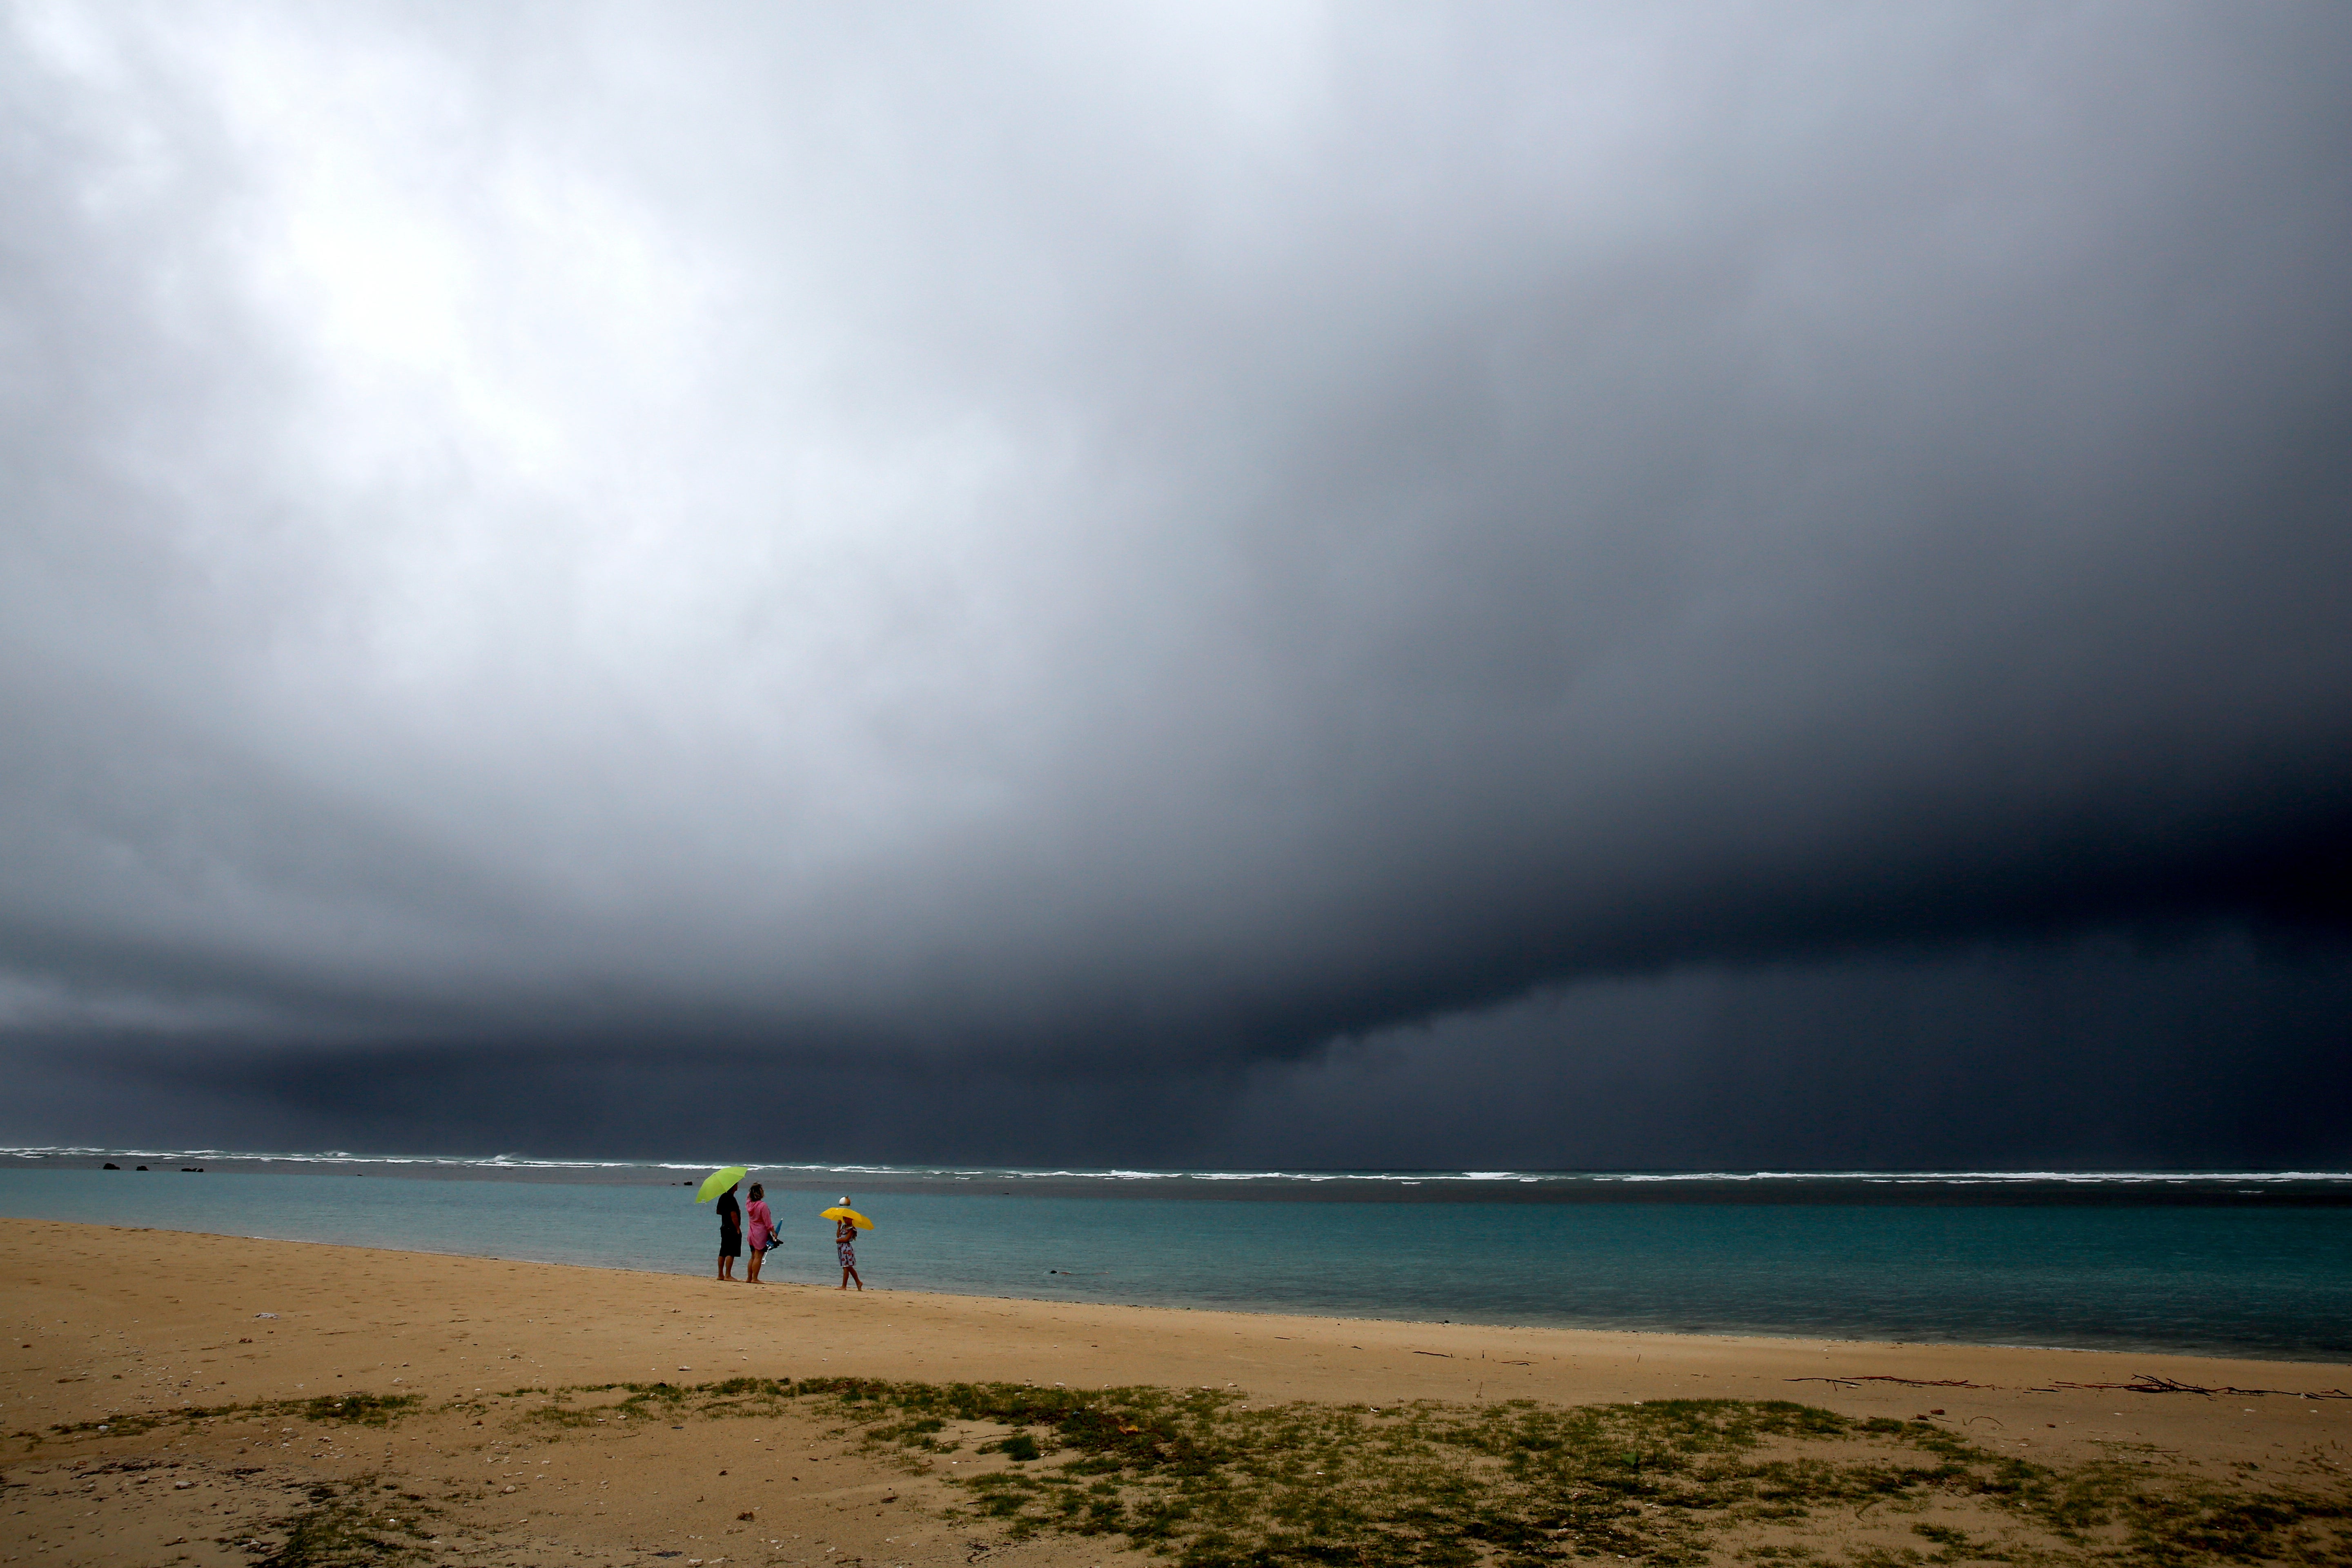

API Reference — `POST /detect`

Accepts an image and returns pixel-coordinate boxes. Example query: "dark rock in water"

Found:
[101,1163,119,1170]
[181,1167,203,1173]
[135,1165,149,1171]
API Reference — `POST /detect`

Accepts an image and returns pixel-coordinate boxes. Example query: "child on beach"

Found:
[835,1197,863,1291]
[745,1183,774,1283]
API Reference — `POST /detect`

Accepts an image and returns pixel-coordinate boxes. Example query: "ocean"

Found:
[3,1151,2348,1363]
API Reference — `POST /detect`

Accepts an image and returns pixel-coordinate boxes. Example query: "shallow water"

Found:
[3,1160,2347,1361]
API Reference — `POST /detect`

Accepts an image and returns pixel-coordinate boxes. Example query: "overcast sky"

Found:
[4,1,2348,1166]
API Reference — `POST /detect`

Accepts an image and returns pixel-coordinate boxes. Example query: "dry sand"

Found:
[4,1218,2347,1566]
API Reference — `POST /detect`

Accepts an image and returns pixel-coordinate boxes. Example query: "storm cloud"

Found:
[3,2,2348,1162]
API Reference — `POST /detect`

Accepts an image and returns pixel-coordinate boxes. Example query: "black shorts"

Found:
[719,1232,742,1258]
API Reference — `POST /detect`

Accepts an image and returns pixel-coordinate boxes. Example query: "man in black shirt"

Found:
[715,1183,743,1281]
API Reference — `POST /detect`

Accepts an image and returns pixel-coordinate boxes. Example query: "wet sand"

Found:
[4,1218,2347,1565]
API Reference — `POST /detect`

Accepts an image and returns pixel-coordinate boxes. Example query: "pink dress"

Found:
[746,1199,774,1252]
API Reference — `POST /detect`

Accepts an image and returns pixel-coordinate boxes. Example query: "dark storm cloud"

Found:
[2,2,2349,1154]
[1216,932,2352,1171]
[14,930,2349,1169]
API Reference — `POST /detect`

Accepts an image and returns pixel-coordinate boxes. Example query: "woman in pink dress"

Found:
[744,1183,776,1284]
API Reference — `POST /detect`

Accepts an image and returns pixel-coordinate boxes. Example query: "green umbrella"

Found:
[695,1166,748,1204]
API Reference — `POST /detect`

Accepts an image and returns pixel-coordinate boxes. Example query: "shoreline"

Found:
[8,1216,2349,1367]
[9,1217,2347,1417]
[7,1170,2352,1365]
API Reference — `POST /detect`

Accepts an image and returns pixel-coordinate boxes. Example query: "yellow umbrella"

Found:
[820,1205,873,1230]
[695,1166,748,1203]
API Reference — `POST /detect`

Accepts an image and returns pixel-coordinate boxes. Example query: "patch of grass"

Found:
[24,1392,423,1445]
[290,1393,421,1427]
[520,1402,604,1428]
[238,1474,442,1568]
[610,1375,802,1419]
[2005,1449,2352,1564]
[788,1382,2352,1568]
[20,1409,175,1442]
[48,1370,2336,1567]
[485,1376,814,1436]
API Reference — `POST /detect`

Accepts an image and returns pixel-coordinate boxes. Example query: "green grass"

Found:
[237,1476,442,1568]
[788,1381,2352,1568]
[22,1391,424,1444]
[21,1370,2347,1566]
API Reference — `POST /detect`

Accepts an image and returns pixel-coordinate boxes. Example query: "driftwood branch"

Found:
[1790,1373,2352,1401]
[1786,1376,1993,1391]
[2049,1374,2352,1401]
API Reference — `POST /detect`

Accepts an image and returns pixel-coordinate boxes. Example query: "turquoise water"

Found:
[2,1165,2348,1361]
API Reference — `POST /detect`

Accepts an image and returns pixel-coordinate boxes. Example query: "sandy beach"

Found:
[5,1218,2348,1566]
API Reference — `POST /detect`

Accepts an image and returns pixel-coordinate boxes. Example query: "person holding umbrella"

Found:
[697,1166,749,1281]
[823,1198,870,1290]
[716,1182,743,1280]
